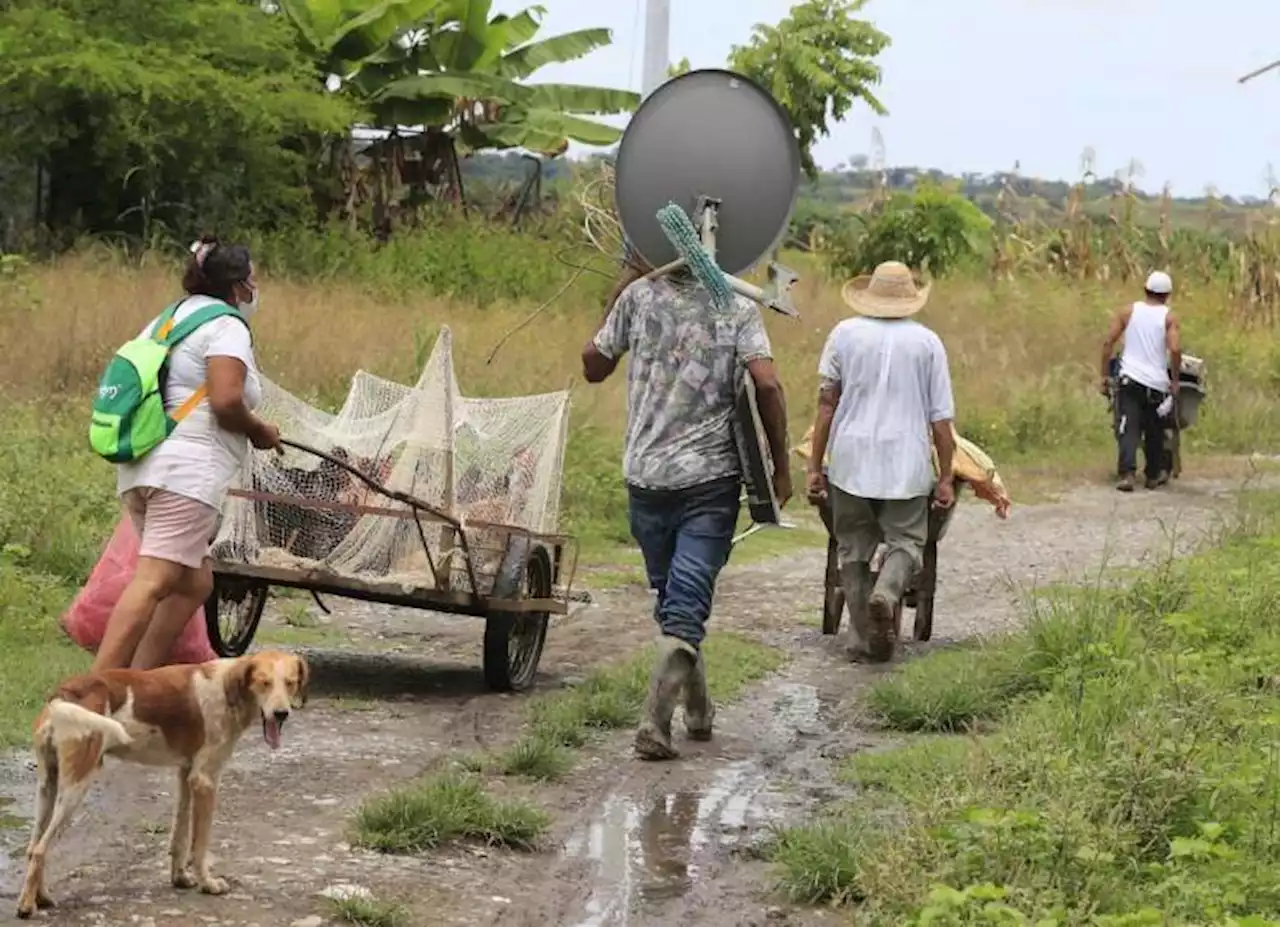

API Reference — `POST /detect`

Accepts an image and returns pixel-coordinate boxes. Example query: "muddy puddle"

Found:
[561,679,839,926]
[0,755,32,904]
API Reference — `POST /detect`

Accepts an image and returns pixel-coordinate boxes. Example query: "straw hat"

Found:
[841,261,932,319]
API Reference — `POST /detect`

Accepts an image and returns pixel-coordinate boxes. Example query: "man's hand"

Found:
[250,419,282,452]
[805,469,828,506]
[1099,376,1111,398]
[933,474,955,510]
[773,468,793,509]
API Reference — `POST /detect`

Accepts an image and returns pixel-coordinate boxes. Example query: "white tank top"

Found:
[1119,301,1170,392]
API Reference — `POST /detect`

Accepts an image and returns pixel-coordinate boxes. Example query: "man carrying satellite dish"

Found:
[805,261,958,664]
[581,257,791,760]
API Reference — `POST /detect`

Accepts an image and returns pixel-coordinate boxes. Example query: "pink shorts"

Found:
[122,488,219,570]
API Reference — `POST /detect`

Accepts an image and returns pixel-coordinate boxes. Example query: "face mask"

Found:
[238,285,260,320]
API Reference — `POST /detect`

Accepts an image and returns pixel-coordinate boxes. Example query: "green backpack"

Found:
[89,298,248,463]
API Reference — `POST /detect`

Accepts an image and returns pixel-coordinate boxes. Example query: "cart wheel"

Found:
[913,538,939,642]
[483,545,552,692]
[822,583,845,635]
[205,577,268,658]
[821,538,843,635]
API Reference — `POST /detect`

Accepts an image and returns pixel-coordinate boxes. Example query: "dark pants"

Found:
[627,476,740,650]
[1115,376,1165,481]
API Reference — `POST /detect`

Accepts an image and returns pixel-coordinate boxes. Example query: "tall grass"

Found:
[1,218,1278,573]
[6,240,1278,468]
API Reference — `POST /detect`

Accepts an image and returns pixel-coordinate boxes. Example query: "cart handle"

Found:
[277,438,462,532]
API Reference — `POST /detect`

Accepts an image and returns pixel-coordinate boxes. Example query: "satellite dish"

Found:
[614,68,801,277]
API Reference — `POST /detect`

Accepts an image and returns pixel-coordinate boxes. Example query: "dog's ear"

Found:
[222,655,254,705]
[292,655,310,709]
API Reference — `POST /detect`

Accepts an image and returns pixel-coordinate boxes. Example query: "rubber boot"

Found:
[841,560,876,663]
[635,636,697,760]
[868,550,913,663]
[683,651,714,741]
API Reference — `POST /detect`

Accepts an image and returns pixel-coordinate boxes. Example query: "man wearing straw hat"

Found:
[806,261,957,663]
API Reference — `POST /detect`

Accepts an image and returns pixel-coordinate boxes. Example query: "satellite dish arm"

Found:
[644,199,801,318]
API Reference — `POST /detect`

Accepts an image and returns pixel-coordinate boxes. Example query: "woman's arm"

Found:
[207,356,278,448]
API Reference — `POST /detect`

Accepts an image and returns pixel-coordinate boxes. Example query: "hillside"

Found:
[461,151,1276,238]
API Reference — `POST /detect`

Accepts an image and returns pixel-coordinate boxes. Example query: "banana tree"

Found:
[370,1,639,155]
[279,0,637,152]
[278,0,638,218]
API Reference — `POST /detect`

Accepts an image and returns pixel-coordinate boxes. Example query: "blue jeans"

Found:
[627,476,740,649]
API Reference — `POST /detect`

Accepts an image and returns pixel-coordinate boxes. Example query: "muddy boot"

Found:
[635,636,697,761]
[682,651,714,741]
[1116,472,1135,493]
[867,550,913,663]
[840,560,876,662]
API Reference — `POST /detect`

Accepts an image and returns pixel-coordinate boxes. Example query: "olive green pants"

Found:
[830,488,929,655]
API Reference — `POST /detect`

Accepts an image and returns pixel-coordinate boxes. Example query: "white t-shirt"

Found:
[817,316,955,500]
[116,296,262,509]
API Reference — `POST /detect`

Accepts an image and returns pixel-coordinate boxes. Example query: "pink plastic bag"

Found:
[61,516,217,665]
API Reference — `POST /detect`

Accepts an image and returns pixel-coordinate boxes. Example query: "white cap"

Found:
[1145,270,1173,295]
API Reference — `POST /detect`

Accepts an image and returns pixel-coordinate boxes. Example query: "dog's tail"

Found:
[44,699,133,751]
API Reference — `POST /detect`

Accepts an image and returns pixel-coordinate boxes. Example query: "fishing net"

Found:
[210,327,571,595]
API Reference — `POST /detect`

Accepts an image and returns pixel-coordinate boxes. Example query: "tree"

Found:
[280,0,639,155]
[824,183,993,278]
[0,0,353,240]
[728,0,889,181]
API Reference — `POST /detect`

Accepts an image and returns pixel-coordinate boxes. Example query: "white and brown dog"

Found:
[16,650,310,919]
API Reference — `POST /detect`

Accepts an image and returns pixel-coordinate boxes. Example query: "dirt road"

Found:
[0,476,1254,926]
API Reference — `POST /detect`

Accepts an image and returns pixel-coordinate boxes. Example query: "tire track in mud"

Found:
[0,477,1252,926]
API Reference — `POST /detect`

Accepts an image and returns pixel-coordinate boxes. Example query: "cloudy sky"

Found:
[495,0,1280,197]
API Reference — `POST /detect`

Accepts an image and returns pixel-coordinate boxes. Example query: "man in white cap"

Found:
[1099,270,1182,492]
[805,261,957,663]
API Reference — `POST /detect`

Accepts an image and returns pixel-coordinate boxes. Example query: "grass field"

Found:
[771,491,1280,923]
[0,241,1278,743]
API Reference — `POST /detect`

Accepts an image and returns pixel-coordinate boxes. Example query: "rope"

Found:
[486,163,733,362]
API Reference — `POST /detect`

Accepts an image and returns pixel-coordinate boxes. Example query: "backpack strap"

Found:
[148,299,187,339]
[155,300,247,347]
[149,299,251,426]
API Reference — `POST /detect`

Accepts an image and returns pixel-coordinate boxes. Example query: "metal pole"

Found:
[641,0,671,98]
[1239,59,1280,84]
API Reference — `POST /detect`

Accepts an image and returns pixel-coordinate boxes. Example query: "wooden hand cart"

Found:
[205,440,578,693]
[815,483,964,643]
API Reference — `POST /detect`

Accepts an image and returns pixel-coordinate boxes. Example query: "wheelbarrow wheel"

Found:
[205,576,268,658]
[483,543,552,692]
[912,537,939,642]
[913,594,935,642]
[821,538,844,635]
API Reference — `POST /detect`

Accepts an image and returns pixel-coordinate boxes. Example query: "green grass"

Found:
[771,495,1280,923]
[492,736,575,782]
[0,559,91,747]
[496,631,788,782]
[861,584,1139,733]
[327,895,410,927]
[350,772,550,855]
[0,405,117,585]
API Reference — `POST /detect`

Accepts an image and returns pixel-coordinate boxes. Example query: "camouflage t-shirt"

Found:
[593,277,773,491]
